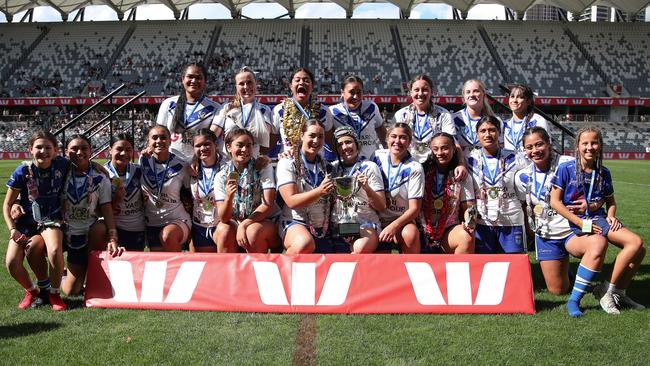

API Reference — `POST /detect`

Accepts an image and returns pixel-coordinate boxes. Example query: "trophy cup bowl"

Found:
[334,176,360,237]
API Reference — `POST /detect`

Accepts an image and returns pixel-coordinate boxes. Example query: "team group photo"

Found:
[1,0,649,364]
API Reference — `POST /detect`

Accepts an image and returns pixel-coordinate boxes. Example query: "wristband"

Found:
[581,219,592,233]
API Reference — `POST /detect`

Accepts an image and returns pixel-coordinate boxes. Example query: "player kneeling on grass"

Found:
[373,123,423,253]
[4,130,68,310]
[329,125,385,254]
[215,128,278,253]
[105,134,146,251]
[516,127,608,317]
[62,135,123,296]
[551,127,645,316]
[420,132,476,254]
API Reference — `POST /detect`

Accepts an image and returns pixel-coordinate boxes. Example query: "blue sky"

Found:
[0,3,510,22]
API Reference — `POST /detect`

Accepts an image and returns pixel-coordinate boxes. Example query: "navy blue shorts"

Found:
[191,224,216,248]
[15,223,38,238]
[64,234,89,265]
[535,235,570,261]
[117,228,146,251]
[475,224,526,254]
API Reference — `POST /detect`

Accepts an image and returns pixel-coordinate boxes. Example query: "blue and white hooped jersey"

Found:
[373,149,423,223]
[467,148,526,226]
[515,155,572,239]
[104,162,145,232]
[330,100,384,161]
[503,113,549,153]
[212,100,273,159]
[64,167,112,235]
[140,153,191,227]
[157,95,222,162]
[393,104,456,163]
[453,108,504,154]
[7,156,69,225]
[271,99,335,161]
[551,159,613,226]
[330,159,384,227]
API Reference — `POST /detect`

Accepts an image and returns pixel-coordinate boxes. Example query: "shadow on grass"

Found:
[0,322,62,339]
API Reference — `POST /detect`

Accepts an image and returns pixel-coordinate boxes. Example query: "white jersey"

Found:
[467,148,526,226]
[503,113,550,153]
[330,159,384,227]
[452,107,504,154]
[140,153,191,227]
[212,100,273,159]
[214,162,277,220]
[276,155,332,228]
[330,100,384,161]
[515,155,572,239]
[64,167,112,235]
[393,104,456,163]
[190,163,221,228]
[157,95,222,162]
[422,169,475,230]
[104,162,145,232]
[373,149,424,223]
[272,99,334,160]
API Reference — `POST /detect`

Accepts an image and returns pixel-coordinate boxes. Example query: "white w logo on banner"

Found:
[405,262,510,305]
[252,262,357,306]
[107,261,205,303]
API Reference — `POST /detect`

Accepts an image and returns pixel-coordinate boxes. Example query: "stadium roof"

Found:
[1,0,648,21]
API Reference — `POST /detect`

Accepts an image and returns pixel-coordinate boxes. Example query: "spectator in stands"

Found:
[453,79,501,155]
[156,63,222,162]
[330,75,386,161]
[211,67,273,158]
[504,84,549,156]
[271,67,335,162]
[467,116,527,254]
[551,127,646,316]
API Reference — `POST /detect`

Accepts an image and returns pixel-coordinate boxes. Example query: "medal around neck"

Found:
[333,176,360,237]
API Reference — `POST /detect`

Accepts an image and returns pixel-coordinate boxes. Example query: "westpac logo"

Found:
[405,262,509,305]
[107,261,205,303]
[252,262,356,306]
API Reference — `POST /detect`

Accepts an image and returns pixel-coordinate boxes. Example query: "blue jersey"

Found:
[6,156,69,225]
[551,159,613,223]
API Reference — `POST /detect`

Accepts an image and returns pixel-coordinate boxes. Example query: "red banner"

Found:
[602,152,650,160]
[84,252,535,314]
[1,96,648,107]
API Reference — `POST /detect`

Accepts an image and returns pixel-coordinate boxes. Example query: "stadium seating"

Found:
[568,22,650,97]
[0,24,42,89]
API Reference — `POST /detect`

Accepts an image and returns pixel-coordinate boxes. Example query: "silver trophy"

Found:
[333,176,360,237]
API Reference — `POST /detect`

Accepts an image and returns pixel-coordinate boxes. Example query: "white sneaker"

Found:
[614,293,646,310]
[599,292,621,315]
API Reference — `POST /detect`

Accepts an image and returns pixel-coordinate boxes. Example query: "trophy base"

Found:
[334,223,361,237]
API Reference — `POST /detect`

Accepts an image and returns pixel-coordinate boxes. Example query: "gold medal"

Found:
[111,177,122,189]
[533,204,544,217]
[202,198,214,210]
[154,197,164,208]
[488,187,499,199]
[433,199,444,210]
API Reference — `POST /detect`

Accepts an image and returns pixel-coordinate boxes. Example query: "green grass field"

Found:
[1,160,649,365]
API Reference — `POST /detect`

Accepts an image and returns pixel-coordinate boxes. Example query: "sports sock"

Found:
[37,278,51,293]
[26,283,37,292]
[606,281,616,293]
[566,264,599,317]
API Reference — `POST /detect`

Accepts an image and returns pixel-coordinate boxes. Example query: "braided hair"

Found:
[171,63,208,133]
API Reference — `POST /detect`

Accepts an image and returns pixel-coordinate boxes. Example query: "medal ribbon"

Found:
[386,156,404,192]
[301,151,324,187]
[507,115,528,150]
[480,149,501,184]
[240,100,256,129]
[106,162,133,190]
[584,169,596,217]
[198,163,219,197]
[183,95,205,129]
[292,97,312,120]
[151,156,171,202]
[463,108,479,146]
[342,103,366,138]
[414,112,431,141]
